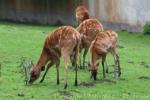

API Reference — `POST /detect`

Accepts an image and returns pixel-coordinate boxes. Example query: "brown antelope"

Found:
[76,19,104,68]
[89,30,121,80]
[75,5,89,23]
[28,26,80,89]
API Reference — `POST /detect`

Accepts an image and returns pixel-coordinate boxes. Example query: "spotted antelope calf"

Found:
[76,19,104,68]
[89,30,121,80]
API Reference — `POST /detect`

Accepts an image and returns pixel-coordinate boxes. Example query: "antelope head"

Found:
[28,62,44,84]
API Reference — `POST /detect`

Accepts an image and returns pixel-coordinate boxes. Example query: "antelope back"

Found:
[59,26,80,48]
[45,26,80,58]
[77,19,103,34]
[91,30,118,54]
[76,19,103,48]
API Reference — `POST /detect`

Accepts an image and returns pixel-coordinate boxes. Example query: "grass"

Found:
[0,22,150,100]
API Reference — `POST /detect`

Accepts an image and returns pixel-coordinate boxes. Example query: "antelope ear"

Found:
[41,66,45,71]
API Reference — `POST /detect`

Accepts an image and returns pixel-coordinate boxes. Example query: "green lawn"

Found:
[0,22,150,100]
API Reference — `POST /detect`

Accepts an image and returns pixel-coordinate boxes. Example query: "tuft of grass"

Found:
[0,22,150,100]
[143,22,150,35]
[18,57,33,85]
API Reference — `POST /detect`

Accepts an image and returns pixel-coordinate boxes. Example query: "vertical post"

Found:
[95,0,100,18]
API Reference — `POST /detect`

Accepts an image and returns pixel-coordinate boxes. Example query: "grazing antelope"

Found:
[76,19,104,68]
[89,30,121,80]
[75,5,89,23]
[28,26,80,89]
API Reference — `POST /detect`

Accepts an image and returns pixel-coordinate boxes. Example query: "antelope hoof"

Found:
[40,79,44,83]
[74,80,78,86]
[57,80,60,85]
[118,72,121,77]
[94,75,97,80]
[106,69,109,73]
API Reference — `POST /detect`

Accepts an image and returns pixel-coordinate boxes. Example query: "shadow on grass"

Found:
[80,79,117,88]
[138,76,150,80]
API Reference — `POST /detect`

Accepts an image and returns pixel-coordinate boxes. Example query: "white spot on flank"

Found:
[73,34,75,39]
